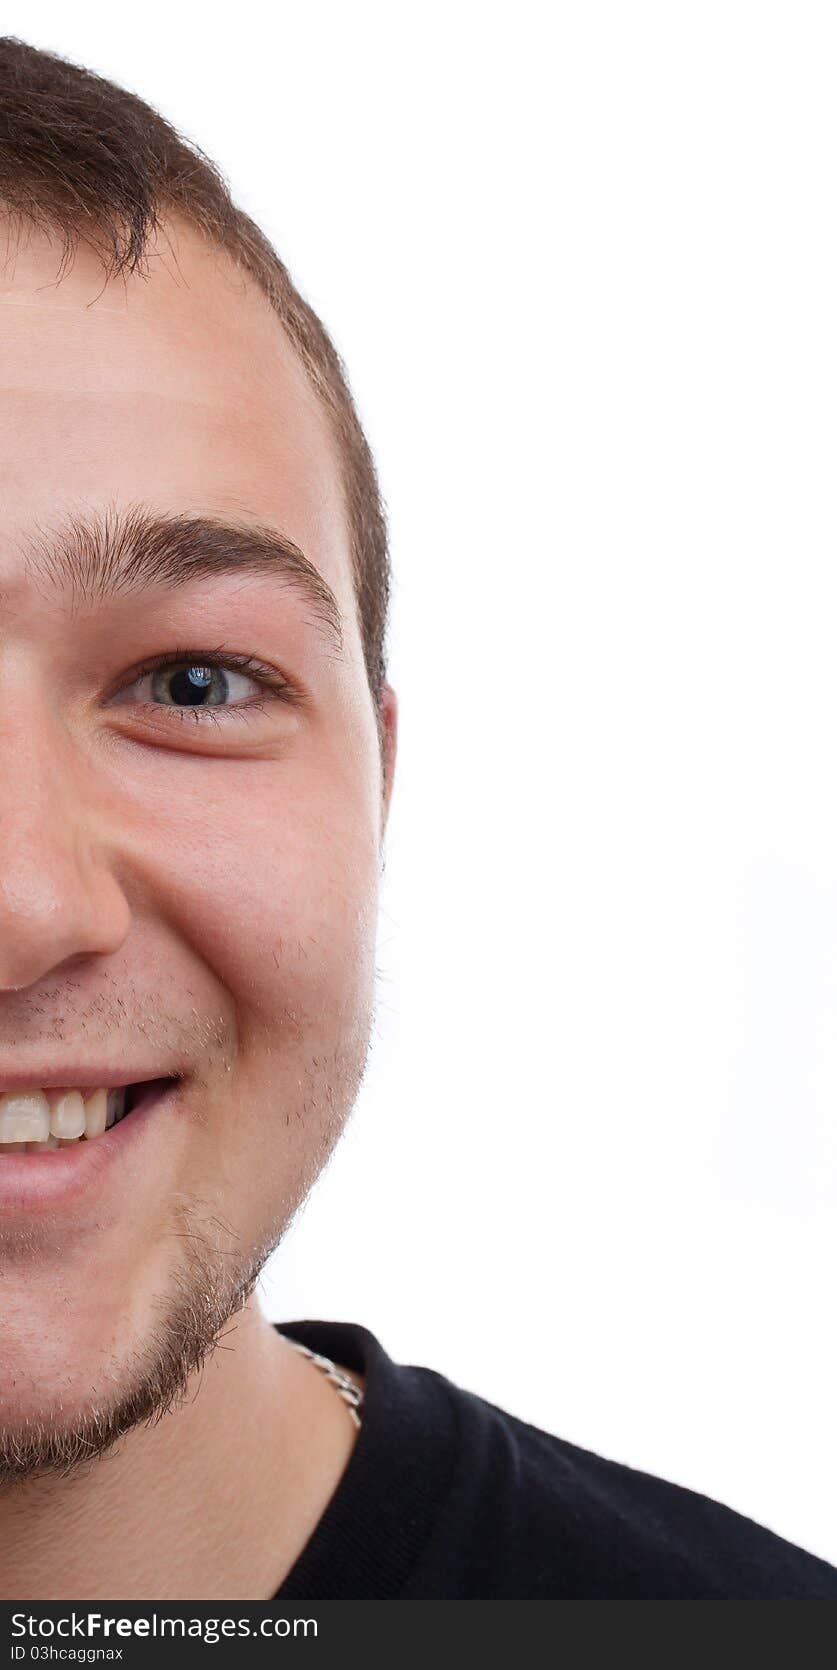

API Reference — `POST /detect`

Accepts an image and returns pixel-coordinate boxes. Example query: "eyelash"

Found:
[111,645,296,729]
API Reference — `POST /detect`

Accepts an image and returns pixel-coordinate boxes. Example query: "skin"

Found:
[0,216,397,1598]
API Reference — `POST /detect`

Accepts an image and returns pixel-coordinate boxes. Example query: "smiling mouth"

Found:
[0,1079,178,1151]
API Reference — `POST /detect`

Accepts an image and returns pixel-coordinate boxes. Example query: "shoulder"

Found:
[276,1320,837,1600]
[403,1368,837,1599]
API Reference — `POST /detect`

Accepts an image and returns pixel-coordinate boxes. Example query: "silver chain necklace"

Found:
[285,1337,364,1430]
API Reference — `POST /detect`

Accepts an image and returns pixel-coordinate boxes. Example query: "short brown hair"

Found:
[0,35,390,708]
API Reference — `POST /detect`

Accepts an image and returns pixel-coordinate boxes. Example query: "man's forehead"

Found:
[0,216,356,616]
[0,214,312,398]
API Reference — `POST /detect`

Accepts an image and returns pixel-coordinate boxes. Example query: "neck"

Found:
[0,1300,358,1601]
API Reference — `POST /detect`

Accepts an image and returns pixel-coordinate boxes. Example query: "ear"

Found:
[378,682,398,837]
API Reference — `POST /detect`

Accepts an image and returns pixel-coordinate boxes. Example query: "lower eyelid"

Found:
[113,693,282,728]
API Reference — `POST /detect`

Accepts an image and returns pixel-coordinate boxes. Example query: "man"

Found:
[0,34,831,1601]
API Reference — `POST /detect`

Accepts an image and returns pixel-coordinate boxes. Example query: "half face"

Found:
[0,217,393,1443]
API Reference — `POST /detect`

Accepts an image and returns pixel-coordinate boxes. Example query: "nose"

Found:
[0,710,131,990]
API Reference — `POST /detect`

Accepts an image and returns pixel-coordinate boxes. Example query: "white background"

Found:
[6,1,837,1567]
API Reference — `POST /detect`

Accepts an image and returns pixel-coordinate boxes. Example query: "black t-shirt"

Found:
[273,1318,837,1599]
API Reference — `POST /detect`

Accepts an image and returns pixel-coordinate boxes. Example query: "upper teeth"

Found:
[0,1087,128,1149]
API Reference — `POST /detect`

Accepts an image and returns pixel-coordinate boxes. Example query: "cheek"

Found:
[136,770,381,1245]
[177,794,380,1239]
[145,757,381,1041]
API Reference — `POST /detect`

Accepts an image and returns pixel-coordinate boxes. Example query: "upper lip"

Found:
[0,1070,177,1092]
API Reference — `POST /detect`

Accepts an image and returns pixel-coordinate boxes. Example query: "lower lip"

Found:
[0,1080,178,1215]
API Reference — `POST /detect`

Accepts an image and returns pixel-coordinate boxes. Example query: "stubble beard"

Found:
[0,1192,277,1488]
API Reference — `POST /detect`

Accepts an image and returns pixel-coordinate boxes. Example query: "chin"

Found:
[0,1270,157,1425]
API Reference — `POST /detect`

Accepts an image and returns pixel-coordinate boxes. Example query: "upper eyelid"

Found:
[117,646,279,678]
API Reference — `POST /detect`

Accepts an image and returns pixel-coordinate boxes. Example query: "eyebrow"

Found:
[20,505,344,652]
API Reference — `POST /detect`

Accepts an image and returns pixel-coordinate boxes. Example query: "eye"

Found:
[109,647,294,726]
[128,658,259,712]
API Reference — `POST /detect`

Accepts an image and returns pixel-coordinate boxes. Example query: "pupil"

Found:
[164,664,223,706]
